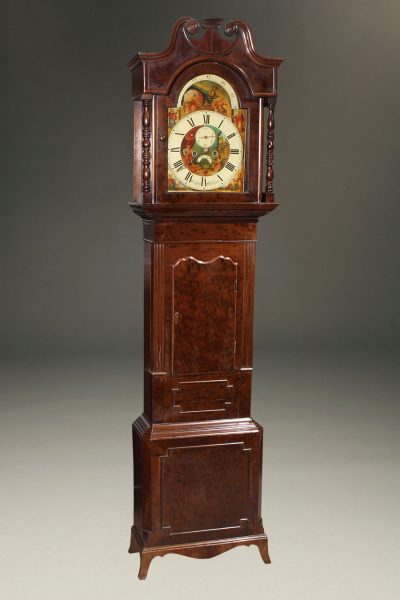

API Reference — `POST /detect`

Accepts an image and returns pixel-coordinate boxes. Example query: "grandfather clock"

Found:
[128,17,282,579]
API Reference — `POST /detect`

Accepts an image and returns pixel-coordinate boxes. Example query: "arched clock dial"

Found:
[168,109,243,191]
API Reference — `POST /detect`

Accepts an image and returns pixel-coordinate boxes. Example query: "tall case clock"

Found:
[128,17,282,579]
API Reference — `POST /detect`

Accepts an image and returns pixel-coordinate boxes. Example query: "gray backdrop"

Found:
[3,0,400,356]
[3,3,400,598]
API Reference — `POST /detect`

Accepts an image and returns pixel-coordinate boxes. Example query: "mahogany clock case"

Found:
[127,17,282,580]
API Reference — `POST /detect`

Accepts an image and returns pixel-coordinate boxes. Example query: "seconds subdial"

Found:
[195,126,217,149]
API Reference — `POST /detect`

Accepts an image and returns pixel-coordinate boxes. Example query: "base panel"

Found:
[129,526,270,580]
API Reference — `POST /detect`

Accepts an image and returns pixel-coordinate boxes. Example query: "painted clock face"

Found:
[168,110,243,191]
[167,74,247,193]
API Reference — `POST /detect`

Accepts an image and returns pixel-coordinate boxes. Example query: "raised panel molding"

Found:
[171,378,234,416]
[159,442,251,535]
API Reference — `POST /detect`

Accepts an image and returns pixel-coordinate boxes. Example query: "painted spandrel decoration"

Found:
[167,74,247,192]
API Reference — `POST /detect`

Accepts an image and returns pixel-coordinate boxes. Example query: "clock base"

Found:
[129,526,271,580]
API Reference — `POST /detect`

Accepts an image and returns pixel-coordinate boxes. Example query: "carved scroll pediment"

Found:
[129,17,283,98]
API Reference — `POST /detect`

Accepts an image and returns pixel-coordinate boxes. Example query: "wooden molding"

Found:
[129,17,282,99]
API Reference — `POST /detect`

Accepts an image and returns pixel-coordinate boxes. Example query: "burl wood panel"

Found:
[172,255,237,374]
[163,242,243,378]
[161,443,250,533]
